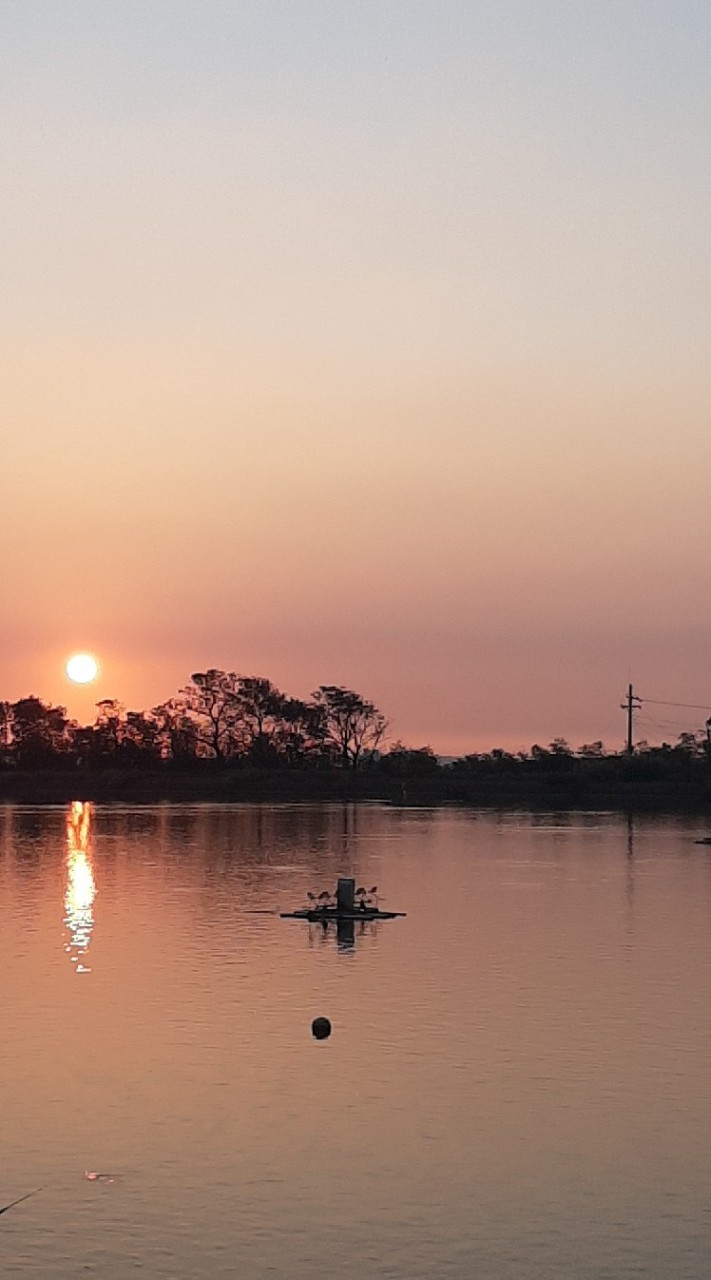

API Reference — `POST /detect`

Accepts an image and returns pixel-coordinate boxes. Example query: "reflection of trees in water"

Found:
[0,805,11,864]
[1,802,394,877]
[85,804,388,946]
[64,801,96,973]
[2,803,393,948]
[151,804,378,867]
[157,805,388,921]
[0,806,58,894]
[6,808,48,858]
[50,801,385,865]
[93,804,352,858]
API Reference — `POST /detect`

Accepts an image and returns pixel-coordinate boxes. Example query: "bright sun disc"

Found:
[66,653,99,684]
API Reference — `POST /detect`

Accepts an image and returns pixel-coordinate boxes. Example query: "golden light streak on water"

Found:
[64,800,96,973]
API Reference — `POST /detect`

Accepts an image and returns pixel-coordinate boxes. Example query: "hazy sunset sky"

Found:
[3,1,709,753]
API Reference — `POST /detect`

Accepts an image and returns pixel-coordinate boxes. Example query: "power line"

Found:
[637,714,689,732]
[640,697,711,713]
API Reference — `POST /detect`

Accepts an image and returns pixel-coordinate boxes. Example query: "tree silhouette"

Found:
[236,676,288,761]
[9,697,71,764]
[151,699,200,760]
[180,670,246,759]
[312,686,387,768]
[0,701,12,753]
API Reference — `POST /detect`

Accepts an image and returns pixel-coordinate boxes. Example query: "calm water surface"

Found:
[2,803,711,1279]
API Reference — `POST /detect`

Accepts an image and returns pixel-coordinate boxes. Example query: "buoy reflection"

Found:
[64,801,96,972]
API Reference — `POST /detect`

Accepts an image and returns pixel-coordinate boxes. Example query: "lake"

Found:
[2,802,711,1279]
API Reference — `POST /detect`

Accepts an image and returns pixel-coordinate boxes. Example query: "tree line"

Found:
[2,669,710,808]
[0,671,388,770]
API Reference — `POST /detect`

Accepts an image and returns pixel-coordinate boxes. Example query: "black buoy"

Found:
[311,1016,332,1040]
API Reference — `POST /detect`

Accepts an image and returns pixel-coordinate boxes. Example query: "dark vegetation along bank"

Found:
[2,669,711,810]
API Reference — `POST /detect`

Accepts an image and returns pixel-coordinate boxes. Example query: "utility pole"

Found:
[620,684,642,754]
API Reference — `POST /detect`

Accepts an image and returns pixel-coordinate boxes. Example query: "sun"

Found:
[66,653,100,685]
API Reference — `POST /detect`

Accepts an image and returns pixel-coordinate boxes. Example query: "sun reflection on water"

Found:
[64,801,96,973]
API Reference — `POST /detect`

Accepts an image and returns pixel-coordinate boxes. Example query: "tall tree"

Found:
[151,700,201,760]
[94,699,125,755]
[237,676,286,759]
[272,698,328,765]
[122,710,161,760]
[180,670,246,759]
[10,697,72,763]
[312,686,387,768]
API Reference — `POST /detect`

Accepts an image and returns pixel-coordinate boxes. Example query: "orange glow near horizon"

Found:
[3,6,710,753]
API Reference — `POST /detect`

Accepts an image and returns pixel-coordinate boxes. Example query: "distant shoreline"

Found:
[2,764,711,813]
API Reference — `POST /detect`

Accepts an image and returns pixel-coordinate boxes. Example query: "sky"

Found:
[2,0,710,754]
